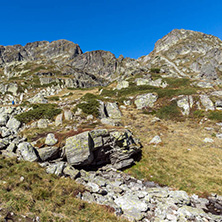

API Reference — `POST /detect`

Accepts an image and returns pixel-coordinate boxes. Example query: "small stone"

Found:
[203,138,214,143]
[45,133,58,146]
[149,135,162,145]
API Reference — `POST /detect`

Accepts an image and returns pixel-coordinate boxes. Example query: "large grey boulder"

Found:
[65,131,94,166]
[134,93,158,109]
[6,117,21,131]
[17,142,38,162]
[64,129,142,169]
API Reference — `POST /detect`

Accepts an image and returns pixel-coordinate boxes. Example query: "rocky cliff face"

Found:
[139,29,222,81]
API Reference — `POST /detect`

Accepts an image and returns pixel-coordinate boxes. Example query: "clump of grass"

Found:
[156,100,182,120]
[15,103,62,124]
[77,93,100,117]
[47,96,60,101]
[0,156,126,221]
[150,67,160,73]
[208,110,222,121]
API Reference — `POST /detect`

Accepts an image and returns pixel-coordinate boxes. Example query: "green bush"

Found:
[77,93,100,117]
[156,101,182,120]
[208,111,222,121]
[15,104,62,124]
[47,96,60,101]
[150,67,161,73]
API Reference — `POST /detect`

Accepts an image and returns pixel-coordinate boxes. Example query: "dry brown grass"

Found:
[121,108,222,196]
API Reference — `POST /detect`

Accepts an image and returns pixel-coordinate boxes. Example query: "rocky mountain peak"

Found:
[139,29,222,81]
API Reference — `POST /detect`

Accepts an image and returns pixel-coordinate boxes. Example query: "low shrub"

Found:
[77,93,100,117]
[150,67,160,73]
[15,103,62,124]
[208,110,222,121]
[156,100,182,120]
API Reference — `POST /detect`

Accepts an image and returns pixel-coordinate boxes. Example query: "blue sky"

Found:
[1,0,222,58]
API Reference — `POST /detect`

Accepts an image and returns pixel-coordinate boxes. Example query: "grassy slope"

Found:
[122,109,222,196]
[0,156,127,222]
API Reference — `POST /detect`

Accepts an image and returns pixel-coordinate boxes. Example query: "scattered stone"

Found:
[116,80,129,90]
[37,119,49,128]
[105,102,122,119]
[149,135,162,145]
[203,138,214,143]
[177,95,194,115]
[6,117,21,132]
[55,113,63,126]
[200,95,214,111]
[64,110,73,121]
[45,133,58,146]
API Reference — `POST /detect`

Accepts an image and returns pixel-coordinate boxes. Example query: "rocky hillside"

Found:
[0,29,222,221]
[139,29,222,85]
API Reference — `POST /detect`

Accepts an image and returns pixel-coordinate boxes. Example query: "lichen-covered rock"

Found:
[64,110,73,121]
[134,93,158,109]
[45,133,58,146]
[64,129,142,169]
[37,146,60,161]
[177,95,194,115]
[0,139,9,150]
[114,194,148,221]
[200,95,215,111]
[116,80,129,90]
[6,117,21,132]
[63,165,80,179]
[105,102,122,119]
[37,119,49,128]
[65,131,94,166]
[45,162,66,176]
[55,113,63,126]
[28,94,48,104]
[0,114,9,126]
[17,142,38,162]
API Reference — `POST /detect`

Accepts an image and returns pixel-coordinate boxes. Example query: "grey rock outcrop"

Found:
[64,129,142,169]
[134,93,158,109]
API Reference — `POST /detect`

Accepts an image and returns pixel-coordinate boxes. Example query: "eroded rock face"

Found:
[64,129,142,169]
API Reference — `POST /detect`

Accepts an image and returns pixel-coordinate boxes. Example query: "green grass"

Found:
[0,156,126,222]
[155,100,183,120]
[15,104,62,124]
[208,110,222,121]
[76,93,100,117]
